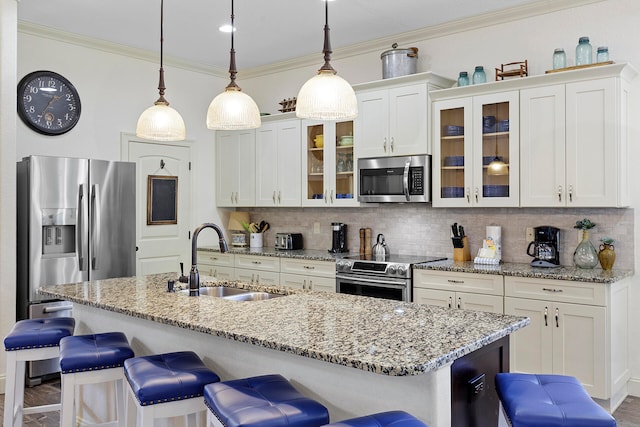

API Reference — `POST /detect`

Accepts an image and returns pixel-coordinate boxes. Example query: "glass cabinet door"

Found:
[334,120,355,204]
[433,98,472,207]
[473,92,519,207]
[303,120,356,206]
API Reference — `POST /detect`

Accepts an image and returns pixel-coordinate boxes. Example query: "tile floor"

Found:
[1,378,639,426]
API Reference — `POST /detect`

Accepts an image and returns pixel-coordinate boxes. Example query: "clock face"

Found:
[17,71,81,136]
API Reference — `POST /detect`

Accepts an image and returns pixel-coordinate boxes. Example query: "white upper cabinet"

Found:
[255,119,302,207]
[216,130,256,207]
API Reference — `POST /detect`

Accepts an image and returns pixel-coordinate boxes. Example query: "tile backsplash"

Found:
[221,205,634,270]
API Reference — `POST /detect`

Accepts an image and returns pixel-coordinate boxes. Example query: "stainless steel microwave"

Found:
[358,155,431,203]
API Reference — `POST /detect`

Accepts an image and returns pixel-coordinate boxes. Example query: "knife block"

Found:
[453,237,471,261]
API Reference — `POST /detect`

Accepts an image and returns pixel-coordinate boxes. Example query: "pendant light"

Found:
[296,0,357,121]
[136,0,186,141]
[207,0,261,130]
[487,138,508,176]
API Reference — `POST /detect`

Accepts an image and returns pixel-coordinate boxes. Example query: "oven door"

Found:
[336,273,410,302]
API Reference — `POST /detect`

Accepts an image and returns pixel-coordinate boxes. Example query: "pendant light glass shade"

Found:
[136,0,186,141]
[296,0,357,121]
[207,0,261,130]
[296,70,357,120]
[137,102,186,141]
[487,158,509,175]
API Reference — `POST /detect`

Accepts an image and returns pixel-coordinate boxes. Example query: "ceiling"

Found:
[18,0,544,72]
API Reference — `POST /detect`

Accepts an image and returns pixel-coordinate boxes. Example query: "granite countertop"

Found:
[415,260,633,284]
[199,246,633,283]
[39,273,528,376]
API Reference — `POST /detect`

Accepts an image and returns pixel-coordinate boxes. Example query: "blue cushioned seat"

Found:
[495,373,616,427]
[4,317,75,350]
[124,351,220,406]
[204,374,329,427]
[321,411,428,427]
[60,332,134,373]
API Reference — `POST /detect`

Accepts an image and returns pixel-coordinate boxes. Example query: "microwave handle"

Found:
[403,159,411,201]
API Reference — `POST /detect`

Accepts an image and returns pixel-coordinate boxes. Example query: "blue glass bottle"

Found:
[472,66,486,84]
[575,36,592,66]
[457,71,469,87]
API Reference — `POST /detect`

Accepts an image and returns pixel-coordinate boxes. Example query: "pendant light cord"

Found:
[226,0,240,90]
[156,0,168,104]
[319,0,336,73]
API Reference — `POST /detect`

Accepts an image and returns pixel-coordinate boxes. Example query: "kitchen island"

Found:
[40,274,528,427]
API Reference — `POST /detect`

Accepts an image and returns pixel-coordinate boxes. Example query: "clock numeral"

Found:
[23,95,32,102]
[65,94,73,102]
[68,104,76,111]
[28,106,35,114]
[29,86,38,94]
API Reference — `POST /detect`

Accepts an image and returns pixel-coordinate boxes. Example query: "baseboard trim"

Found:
[628,377,640,397]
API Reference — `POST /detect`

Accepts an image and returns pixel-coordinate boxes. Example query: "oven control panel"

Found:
[336,260,411,279]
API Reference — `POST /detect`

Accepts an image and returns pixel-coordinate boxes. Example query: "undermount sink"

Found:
[222,292,283,302]
[179,286,283,301]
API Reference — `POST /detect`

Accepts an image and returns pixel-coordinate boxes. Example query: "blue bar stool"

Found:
[59,332,134,427]
[204,374,329,427]
[321,411,428,427]
[124,351,220,427]
[3,317,75,427]
[495,373,617,427]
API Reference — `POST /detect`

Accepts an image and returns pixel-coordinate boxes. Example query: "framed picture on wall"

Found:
[147,175,178,225]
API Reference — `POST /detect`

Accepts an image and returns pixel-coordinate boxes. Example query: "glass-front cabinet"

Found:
[302,119,357,207]
[433,91,519,207]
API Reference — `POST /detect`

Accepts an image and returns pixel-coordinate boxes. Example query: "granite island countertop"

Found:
[39,273,529,376]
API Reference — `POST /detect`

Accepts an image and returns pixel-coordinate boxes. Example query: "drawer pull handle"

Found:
[448,279,464,284]
[448,296,452,309]
[555,307,559,328]
[544,306,548,327]
[252,261,262,265]
[542,288,563,293]
[457,297,461,309]
[303,265,315,270]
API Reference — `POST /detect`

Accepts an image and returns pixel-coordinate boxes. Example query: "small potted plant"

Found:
[573,218,598,269]
[598,237,616,271]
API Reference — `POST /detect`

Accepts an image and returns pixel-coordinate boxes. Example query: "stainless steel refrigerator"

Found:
[17,155,136,383]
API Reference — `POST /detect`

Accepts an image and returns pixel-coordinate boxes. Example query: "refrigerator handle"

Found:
[78,184,87,271]
[91,184,101,270]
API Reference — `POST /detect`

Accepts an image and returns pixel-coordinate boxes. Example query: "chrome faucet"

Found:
[189,223,229,296]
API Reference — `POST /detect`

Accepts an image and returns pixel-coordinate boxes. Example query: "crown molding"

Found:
[19,0,605,80]
[18,21,228,78]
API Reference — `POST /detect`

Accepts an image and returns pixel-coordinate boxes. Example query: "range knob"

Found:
[397,266,408,277]
[337,260,352,272]
[387,265,397,275]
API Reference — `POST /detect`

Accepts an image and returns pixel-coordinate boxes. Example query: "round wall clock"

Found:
[17,70,81,136]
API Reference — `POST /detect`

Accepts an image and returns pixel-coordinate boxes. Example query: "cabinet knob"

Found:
[278,191,282,204]
[475,187,479,203]
[272,191,276,204]
[466,188,470,203]
[230,192,234,203]
[390,137,395,152]
[568,185,573,203]
[558,185,563,203]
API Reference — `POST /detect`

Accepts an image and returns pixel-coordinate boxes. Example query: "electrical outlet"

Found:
[313,222,320,234]
[525,227,534,242]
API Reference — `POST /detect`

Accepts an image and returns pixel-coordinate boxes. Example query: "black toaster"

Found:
[275,233,303,250]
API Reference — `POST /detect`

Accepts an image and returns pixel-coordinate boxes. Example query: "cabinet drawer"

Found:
[197,251,234,267]
[280,258,335,278]
[235,269,280,285]
[504,276,607,306]
[235,254,280,272]
[199,265,235,281]
[413,269,503,296]
[280,273,336,292]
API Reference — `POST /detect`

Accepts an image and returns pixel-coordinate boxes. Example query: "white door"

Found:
[121,134,192,275]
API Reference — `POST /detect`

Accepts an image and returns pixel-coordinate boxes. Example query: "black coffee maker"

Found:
[329,222,348,253]
[526,226,560,268]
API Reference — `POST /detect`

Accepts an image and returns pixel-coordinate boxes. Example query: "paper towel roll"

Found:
[486,226,502,261]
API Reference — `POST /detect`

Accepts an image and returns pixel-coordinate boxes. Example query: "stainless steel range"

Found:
[335,254,446,302]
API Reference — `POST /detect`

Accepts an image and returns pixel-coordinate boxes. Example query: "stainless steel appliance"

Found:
[275,233,303,250]
[330,222,347,253]
[526,226,561,268]
[17,155,135,383]
[336,254,446,302]
[358,155,431,203]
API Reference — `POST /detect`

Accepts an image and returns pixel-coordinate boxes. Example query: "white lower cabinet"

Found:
[234,254,281,285]
[413,270,503,314]
[280,258,336,292]
[504,276,630,407]
[196,251,235,280]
